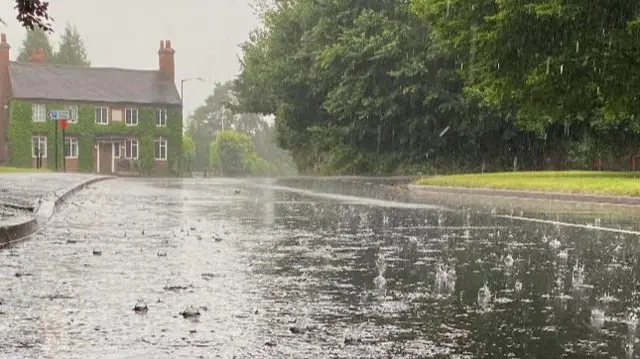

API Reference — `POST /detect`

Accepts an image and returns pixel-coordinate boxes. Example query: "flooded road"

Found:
[1,178,640,358]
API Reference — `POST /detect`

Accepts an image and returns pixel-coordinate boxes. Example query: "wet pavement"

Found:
[0,173,103,212]
[1,177,640,358]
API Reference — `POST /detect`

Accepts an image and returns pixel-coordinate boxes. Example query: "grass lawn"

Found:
[416,171,640,197]
[0,166,50,173]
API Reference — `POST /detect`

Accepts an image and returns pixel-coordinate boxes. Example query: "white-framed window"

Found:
[66,105,79,123]
[31,135,47,158]
[64,137,79,158]
[124,138,138,159]
[113,141,122,158]
[155,108,167,127]
[154,138,167,160]
[32,104,46,122]
[95,107,108,124]
[125,108,138,126]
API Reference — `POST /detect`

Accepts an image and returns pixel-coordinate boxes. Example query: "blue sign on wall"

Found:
[48,110,70,121]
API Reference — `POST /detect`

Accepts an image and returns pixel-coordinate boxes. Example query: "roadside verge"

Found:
[409,184,640,206]
[0,175,114,246]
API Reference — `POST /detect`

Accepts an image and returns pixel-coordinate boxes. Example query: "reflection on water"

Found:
[0,178,640,358]
[243,184,640,358]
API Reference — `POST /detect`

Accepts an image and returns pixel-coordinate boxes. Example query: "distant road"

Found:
[191,172,422,186]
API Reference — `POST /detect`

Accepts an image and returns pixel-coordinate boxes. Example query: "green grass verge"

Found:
[0,166,51,173]
[416,171,640,197]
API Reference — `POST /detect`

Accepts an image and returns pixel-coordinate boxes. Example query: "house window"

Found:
[32,104,46,122]
[113,141,122,158]
[124,138,138,159]
[31,136,47,158]
[66,105,79,123]
[155,109,167,127]
[125,108,138,126]
[95,107,108,124]
[64,137,79,158]
[154,138,167,160]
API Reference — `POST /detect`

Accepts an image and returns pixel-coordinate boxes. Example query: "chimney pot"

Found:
[160,40,164,50]
[1,34,6,44]
[29,48,45,63]
[165,40,172,49]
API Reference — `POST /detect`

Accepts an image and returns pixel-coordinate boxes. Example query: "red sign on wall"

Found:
[59,119,68,130]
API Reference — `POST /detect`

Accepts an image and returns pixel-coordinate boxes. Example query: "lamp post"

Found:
[180,77,205,129]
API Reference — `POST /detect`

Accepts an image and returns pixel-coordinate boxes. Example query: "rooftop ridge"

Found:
[9,61,162,74]
[8,61,181,106]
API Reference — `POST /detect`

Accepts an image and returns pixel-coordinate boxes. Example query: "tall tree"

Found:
[186,81,236,169]
[52,24,90,66]
[16,27,54,62]
[234,0,550,174]
[410,0,640,129]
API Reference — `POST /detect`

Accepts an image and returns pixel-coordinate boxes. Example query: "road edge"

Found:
[408,184,640,206]
[0,175,115,246]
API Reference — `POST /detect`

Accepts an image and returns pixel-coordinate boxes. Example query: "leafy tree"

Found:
[17,27,53,62]
[236,0,569,174]
[8,0,52,31]
[186,81,236,169]
[408,0,640,166]
[410,0,640,129]
[52,24,90,66]
[233,0,640,174]
[209,131,268,176]
[187,81,293,172]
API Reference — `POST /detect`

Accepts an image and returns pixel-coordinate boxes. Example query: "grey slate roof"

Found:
[8,62,181,106]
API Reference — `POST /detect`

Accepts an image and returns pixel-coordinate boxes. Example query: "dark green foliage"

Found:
[12,0,52,31]
[231,0,640,174]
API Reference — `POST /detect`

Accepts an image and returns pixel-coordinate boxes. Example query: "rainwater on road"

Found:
[1,178,639,358]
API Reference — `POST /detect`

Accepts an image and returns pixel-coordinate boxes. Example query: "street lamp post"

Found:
[180,77,205,128]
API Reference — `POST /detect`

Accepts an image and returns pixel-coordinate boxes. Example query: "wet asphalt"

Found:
[0,177,639,358]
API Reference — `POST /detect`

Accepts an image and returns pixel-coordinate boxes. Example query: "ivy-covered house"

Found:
[0,33,182,175]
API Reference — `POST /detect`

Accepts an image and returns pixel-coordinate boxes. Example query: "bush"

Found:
[181,135,196,174]
[209,131,268,176]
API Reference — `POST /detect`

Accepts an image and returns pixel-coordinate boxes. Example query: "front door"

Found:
[99,143,112,174]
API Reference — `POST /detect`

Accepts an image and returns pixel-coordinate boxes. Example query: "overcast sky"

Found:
[0,0,259,119]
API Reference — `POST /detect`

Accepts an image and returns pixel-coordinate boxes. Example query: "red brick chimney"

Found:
[0,34,9,65]
[29,48,45,64]
[158,40,175,81]
[0,34,10,162]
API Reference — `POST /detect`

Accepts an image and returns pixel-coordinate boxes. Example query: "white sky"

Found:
[0,0,260,119]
